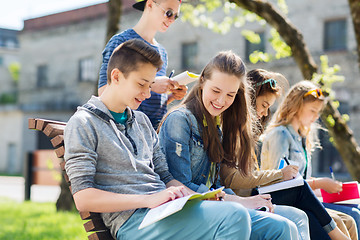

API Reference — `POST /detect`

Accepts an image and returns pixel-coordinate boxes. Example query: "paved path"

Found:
[0,176,60,202]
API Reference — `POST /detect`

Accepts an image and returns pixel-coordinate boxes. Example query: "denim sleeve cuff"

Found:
[197,184,210,193]
[323,218,337,233]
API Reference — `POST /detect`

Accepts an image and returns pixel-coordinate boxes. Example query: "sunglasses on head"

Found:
[255,78,277,89]
[153,0,179,20]
[303,88,323,98]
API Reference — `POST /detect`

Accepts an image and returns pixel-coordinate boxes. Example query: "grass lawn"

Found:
[0,198,88,240]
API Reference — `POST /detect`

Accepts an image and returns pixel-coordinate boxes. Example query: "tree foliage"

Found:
[181,0,360,180]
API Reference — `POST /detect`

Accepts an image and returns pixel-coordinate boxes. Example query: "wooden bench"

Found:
[28,118,114,240]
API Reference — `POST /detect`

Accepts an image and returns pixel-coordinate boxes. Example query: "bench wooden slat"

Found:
[64,172,70,184]
[43,123,65,138]
[28,118,37,129]
[60,161,66,171]
[80,211,103,220]
[51,135,64,148]
[88,230,113,240]
[55,146,65,158]
[36,119,67,131]
[84,218,109,232]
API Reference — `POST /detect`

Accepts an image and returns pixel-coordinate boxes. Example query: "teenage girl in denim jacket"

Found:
[158,51,316,240]
[260,80,356,239]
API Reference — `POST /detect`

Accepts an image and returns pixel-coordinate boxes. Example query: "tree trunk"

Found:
[56,171,75,211]
[231,0,360,181]
[105,0,122,44]
[94,0,122,95]
[348,0,360,70]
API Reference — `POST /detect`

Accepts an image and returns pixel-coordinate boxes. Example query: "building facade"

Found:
[2,0,358,178]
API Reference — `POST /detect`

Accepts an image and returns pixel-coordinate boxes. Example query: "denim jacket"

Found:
[159,107,234,194]
[260,125,312,179]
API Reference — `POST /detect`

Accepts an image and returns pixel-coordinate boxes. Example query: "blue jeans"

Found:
[275,205,310,240]
[117,200,251,240]
[323,202,360,237]
[117,200,294,240]
[247,208,297,239]
[260,181,336,240]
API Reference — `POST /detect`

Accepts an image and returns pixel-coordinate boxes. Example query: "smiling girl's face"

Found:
[201,69,241,117]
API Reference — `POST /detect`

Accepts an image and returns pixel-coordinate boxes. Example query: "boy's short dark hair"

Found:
[107,39,163,83]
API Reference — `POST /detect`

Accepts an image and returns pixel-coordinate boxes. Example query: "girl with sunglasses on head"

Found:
[98,0,187,129]
[259,80,358,239]
[158,52,319,240]
[221,70,356,240]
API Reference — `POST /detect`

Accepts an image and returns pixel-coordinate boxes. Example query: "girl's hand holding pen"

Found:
[318,177,343,194]
[281,165,299,180]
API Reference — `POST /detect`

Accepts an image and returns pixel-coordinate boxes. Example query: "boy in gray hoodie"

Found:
[64,39,255,239]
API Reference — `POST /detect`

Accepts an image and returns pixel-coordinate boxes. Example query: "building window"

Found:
[37,65,48,87]
[181,42,198,71]
[245,32,265,62]
[79,57,96,82]
[324,19,347,51]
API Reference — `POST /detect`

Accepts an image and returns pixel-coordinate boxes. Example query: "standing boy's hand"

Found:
[168,85,188,103]
[151,76,179,94]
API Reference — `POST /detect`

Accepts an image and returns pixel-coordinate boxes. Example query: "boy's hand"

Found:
[146,186,189,208]
[281,165,299,180]
[151,76,179,94]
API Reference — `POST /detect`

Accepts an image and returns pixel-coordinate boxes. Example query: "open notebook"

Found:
[258,173,304,194]
[139,187,224,229]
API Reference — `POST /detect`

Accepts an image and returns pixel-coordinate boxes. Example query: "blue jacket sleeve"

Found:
[159,111,202,192]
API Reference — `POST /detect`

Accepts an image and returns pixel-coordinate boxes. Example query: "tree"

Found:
[183,0,360,180]
[230,0,360,180]
[57,0,123,211]
[348,0,360,70]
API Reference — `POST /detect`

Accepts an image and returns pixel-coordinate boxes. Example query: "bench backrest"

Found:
[28,118,115,240]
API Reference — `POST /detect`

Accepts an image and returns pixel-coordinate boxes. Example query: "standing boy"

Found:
[98,0,187,129]
[65,39,254,239]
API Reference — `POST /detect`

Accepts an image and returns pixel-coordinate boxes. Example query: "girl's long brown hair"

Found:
[161,51,256,175]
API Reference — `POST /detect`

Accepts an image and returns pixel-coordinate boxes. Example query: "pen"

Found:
[283,156,290,165]
[168,70,175,79]
[330,167,336,181]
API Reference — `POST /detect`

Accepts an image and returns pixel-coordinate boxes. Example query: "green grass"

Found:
[0,198,87,240]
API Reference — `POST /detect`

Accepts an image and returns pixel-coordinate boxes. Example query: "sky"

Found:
[0,0,108,30]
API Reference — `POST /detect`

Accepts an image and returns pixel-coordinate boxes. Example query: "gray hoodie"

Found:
[64,96,174,237]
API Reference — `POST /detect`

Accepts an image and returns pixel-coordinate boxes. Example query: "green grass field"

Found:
[0,198,87,240]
